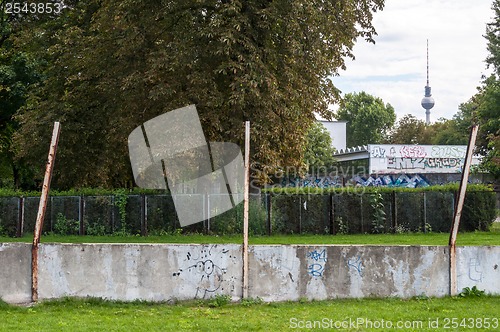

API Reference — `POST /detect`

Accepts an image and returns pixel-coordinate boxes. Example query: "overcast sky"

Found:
[331,0,494,123]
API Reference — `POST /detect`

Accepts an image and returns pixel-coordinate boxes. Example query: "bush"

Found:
[461,190,497,231]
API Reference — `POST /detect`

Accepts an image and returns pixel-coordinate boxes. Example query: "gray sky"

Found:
[331,0,494,123]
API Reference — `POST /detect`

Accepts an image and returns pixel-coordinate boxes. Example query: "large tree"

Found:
[388,114,469,145]
[303,122,336,173]
[335,91,395,147]
[455,0,500,178]
[12,0,385,189]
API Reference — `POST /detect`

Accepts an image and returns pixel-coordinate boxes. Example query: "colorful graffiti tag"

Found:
[368,144,474,174]
[281,176,342,188]
[352,174,430,188]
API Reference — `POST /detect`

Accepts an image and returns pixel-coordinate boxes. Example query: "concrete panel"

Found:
[0,243,497,304]
[38,244,242,301]
[249,245,449,301]
[456,246,500,295]
[0,243,31,303]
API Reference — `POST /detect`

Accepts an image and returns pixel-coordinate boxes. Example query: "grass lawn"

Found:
[1,223,499,246]
[1,296,499,331]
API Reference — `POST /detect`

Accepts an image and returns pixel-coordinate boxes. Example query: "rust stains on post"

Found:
[32,122,61,302]
[449,124,478,296]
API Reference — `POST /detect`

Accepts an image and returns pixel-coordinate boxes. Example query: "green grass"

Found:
[0,296,499,331]
[1,223,499,246]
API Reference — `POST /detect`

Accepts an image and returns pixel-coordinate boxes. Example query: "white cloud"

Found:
[331,0,493,122]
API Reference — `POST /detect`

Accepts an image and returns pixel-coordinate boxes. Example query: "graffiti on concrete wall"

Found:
[173,245,236,299]
[306,249,327,277]
[352,174,430,188]
[468,258,483,282]
[346,256,364,277]
[369,144,472,174]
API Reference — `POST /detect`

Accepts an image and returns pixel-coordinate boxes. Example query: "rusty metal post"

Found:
[242,121,250,299]
[32,122,61,302]
[449,124,478,296]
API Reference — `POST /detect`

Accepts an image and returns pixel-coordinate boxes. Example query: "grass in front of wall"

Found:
[0,295,499,331]
[1,222,499,246]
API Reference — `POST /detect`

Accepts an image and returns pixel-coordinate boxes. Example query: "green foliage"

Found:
[208,199,267,236]
[207,294,232,308]
[263,183,494,195]
[53,213,79,235]
[10,0,385,189]
[455,0,500,179]
[389,114,432,144]
[461,190,497,231]
[388,114,468,145]
[335,91,396,146]
[84,220,107,236]
[303,122,336,172]
[336,217,349,235]
[370,191,386,234]
[458,286,485,298]
[240,297,263,307]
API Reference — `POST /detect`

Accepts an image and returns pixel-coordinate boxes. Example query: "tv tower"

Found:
[421,39,434,125]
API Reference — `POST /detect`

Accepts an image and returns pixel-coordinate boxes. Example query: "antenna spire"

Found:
[421,39,435,125]
[426,39,429,86]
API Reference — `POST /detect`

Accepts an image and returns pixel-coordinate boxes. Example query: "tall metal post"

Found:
[32,122,61,302]
[449,124,478,296]
[242,121,250,299]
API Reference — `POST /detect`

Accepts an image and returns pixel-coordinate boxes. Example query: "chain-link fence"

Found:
[0,190,496,237]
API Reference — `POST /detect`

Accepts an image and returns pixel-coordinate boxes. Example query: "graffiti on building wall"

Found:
[386,157,463,171]
[369,144,471,174]
[352,174,430,188]
[281,176,342,188]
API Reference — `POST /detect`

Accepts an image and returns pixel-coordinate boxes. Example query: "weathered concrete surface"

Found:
[38,244,242,302]
[0,243,499,304]
[249,245,450,301]
[0,243,31,303]
[456,246,500,294]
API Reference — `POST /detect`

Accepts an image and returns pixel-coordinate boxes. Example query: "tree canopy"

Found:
[335,91,395,147]
[303,122,336,173]
[388,114,469,146]
[458,0,500,178]
[6,0,385,189]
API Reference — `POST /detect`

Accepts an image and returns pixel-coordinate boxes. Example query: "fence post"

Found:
[391,191,397,232]
[17,197,24,238]
[207,194,211,234]
[423,192,427,233]
[329,193,335,235]
[79,195,85,235]
[140,194,147,236]
[298,195,302,234]
[360,195,364,234]
[111,195,115,233]
[266,193,272,236]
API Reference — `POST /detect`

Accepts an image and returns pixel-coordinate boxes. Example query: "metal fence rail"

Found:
[0,191,496,237]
